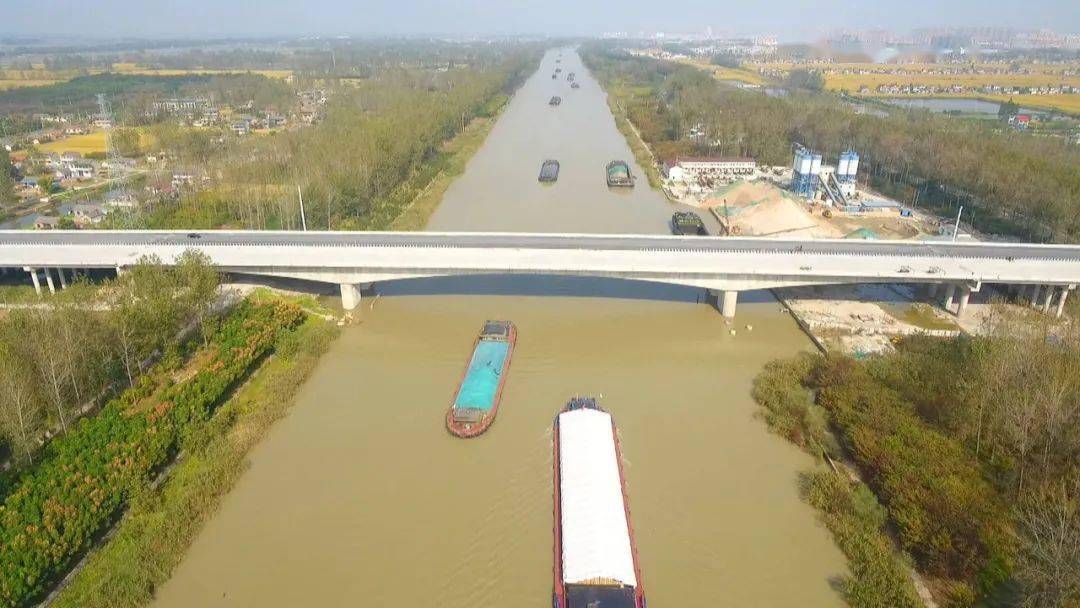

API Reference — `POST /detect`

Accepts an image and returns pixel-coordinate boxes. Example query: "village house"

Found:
[662,156,757,184]
[73,203,106,226]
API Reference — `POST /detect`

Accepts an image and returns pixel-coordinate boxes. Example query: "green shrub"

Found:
[0,299,302,607]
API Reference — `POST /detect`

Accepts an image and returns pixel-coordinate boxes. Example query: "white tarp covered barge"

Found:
[552,398,645,608]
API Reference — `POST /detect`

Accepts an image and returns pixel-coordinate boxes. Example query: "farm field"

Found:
[37,130,108,154]
[675,57,767,85]
[110,63,292,79]
[0,79,61,91]
[821,71,1080,92]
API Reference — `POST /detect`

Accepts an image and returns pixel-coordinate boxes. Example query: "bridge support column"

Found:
[26,267,42,296]
[720,290,738,318]
[926,283,939,299]
[942,284,956,312]
[44,268,56,295]
[1041,286,1054,313]
[956,286,971,317]
[340,283,362,311]
[56,268,67,289]
[1055,288,1070,318]
[1030,284,1042,308]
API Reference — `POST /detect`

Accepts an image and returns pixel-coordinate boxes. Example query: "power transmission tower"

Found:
[97,94,131,221]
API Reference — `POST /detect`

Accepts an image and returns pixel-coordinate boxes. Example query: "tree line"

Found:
[0,252,218,472]
[582,46,1080,242]
[108,46,541,230]
[753,314,1080,608]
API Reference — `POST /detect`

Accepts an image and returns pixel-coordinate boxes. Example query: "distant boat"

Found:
[446,321,517,438]
[671,211,708,235]
[552,398,646,608]
[549,96,562,106]
[605,160,634,188]
[539,159,560,182]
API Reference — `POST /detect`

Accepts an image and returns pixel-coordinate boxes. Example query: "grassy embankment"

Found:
[752,355,928,608]
[49,291,339,608]
[389,93,510,230]
[599,84,664,192]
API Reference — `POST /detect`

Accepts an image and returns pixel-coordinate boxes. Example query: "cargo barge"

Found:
[552,398,646,608]
[606,160,634,188]
[539,159,560,182]
[445,321,516,438]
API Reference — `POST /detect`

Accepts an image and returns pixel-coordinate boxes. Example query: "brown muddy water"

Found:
[151,49,847,607]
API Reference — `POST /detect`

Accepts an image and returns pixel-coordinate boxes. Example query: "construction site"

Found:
[660,147,1020,355]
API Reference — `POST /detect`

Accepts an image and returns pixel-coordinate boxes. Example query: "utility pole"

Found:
[953,205,963,241]
[297,185,308,231]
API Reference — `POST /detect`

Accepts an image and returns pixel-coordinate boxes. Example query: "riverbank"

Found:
[47,292,339,608]
[603,95,664,191]
[390,97,508,230]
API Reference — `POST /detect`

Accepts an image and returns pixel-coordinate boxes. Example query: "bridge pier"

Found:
[1041,286,1055,313]
[56,268,67,289]
[340,283,362,311]
[942,284,956,312]
[720,290,738,318]
[956,286,971,317]
[44,268,56,294]
[1030,284,1042,308]
[1056,288,1070,318]
[25,267,42,296]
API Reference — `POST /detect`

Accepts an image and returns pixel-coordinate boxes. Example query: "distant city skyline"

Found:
[1,0,1078,43]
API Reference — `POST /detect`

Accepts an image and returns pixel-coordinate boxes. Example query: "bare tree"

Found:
[1015,477,1080,608]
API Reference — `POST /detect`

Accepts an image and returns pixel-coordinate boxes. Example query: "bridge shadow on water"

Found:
[230,273,777,305]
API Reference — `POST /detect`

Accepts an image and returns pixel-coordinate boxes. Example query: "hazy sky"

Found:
[2,0,1078,41]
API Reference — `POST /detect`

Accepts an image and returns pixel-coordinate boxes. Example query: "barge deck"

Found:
[445,320,516,438]
[553,398,645,608]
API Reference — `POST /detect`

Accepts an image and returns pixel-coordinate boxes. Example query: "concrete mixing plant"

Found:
[836,150,859,198]
[791,145,822,198]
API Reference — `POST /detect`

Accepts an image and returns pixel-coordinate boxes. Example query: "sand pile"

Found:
[703,181,844,238]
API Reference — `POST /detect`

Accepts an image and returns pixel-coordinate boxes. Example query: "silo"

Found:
[847,151,859,182]
[810,153,822,175]
[837,153,850,179]
[799,151,812,175]
[792,148,804,175]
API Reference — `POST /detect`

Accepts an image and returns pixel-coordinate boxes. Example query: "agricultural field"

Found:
[37,130,108,154]
[111,62,292,79]
[0,79,61,91]
[820,71,1080,92]
[674,57,766,85]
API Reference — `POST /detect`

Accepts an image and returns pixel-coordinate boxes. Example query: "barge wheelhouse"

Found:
[539,159,560,182]
[605,160,634,188]
[445,321,516,438]
[553,398,645,608]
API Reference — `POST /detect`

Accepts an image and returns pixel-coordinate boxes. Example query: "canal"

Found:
[151,48,848,607]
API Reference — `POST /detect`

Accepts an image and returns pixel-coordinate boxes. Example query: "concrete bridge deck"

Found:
[3,230,1078,316]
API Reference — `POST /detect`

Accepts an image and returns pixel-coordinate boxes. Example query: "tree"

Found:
[0,147,16,207]
[111,127,142,158]
[0,342,43,465]
[998,98,1021,120]
[785,68,824,92]
[1015,477,1080,608]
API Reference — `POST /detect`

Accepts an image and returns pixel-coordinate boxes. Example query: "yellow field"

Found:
[982,93,1080,115]
[823,71,1080,92]
[37,131,108,154]
[111,63,292,79]
[0,79,61,91]
[674,58,767,86]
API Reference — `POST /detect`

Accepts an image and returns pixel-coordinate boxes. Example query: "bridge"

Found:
[2,230,1079,317]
